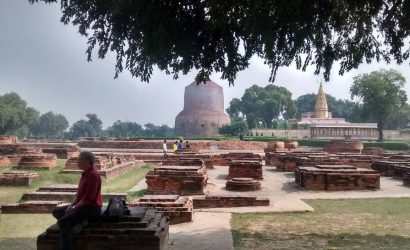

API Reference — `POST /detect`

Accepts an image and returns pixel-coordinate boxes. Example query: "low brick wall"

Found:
[18,154,57,170]
[193,196,270,208]
[0,171,38,186]
[228,160,263,180]
[226,178,261,191]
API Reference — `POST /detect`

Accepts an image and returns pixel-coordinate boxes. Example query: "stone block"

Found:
[228,160,263,180]
[37,207,169,250]
[146,165,208,195]
[130,195,193,225]
[193,195,269,208]
[18,154,57,169]
[0,171,38,186]
[226,178,261,191]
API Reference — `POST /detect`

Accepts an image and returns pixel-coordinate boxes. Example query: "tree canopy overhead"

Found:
[29,0,410,85]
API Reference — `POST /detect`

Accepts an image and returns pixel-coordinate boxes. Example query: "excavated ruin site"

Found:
[2,136,410,249]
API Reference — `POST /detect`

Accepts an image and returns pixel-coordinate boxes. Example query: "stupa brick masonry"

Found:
[145,165,208,195]
[18,153,57,170]
[0,171,38,186]
[1,184,126,213]
[226,178,261,191]
[37,207,169,250]
[228,160,263,180]
[295,164,380,191]
[130,195,193,225]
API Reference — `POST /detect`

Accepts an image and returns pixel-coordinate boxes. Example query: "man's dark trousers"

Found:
[52,205,101,250]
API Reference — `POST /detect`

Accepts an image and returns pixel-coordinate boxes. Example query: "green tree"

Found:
[0,92,39,135]
[350,69,407,141]
[143,123,174,137]
[219,117,249,136]
[69,113,103,138]
[295,93,363,122]
[106,120,144,138]
[226,98,242,119]
[231,84,296,129]
[29,1,410,84]
[30,111,69,138]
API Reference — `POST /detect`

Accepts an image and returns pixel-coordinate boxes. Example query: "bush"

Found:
[363,141,410,150]
[297,139,328,147]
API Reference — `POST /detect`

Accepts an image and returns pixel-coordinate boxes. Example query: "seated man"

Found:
[52,151,102,250]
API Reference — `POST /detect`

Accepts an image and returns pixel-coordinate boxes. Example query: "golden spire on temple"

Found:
[314,81,329,118]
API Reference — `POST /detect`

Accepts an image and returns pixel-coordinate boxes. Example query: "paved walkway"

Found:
[169,212,234,250]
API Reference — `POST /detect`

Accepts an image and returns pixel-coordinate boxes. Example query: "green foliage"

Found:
[218,118,248,136]
[363,142,410,151]
[227,84,296,129]
[297,139,328,147]
[295,93,363,122]
[0,92,39,136]
[351,69,408,141]
[68,113,102,138]
[106,120,144,138]
[30,111,69,139]
[28,1,410,84]
[143,123,174,137]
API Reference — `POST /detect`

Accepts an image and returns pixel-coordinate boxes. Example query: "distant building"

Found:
[295,82,378,140]
[175,80,231,136]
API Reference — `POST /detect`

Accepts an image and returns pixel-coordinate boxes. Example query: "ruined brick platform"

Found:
[146,165,208,195]
[226,178,261,191]
[0,156,11,167]
[18,154,57,169]
[166,154,214,169]
[324,140,364,153]
[295,165,380,191]
[1,185,127,213]
[371,160,410,177]
[0,171,38,186]
[264,141,285,153]
[37,207,169,250]
[162,158,204,167]
[272,151,336,172]
[213,152,262,166]
[193,195,269,208]
[130,195,193,224]
[228,160,263,180]
[0,135,17,144]
[42,147,80,159]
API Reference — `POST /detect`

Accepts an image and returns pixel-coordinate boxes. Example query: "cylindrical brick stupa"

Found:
[175,80,231,136]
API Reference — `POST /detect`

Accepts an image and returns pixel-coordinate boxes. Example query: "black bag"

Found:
[103,197,130,220]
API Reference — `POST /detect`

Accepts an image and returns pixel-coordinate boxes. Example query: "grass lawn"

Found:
[232,198,410,250]
[0,162,153,250]
[0,160,79,205]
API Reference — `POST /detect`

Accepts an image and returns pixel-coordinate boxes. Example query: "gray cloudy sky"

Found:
[1,1,410,128]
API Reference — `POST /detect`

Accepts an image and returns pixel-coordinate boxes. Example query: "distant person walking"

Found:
[162,140,168,158]
[178,139,183,153]
[173,141,178,154]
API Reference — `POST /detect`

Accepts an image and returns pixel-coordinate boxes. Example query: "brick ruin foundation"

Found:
[324,140,364,153]
[146,165,208,195]
[268,151,337,172]
[0,144,43,164]
[193,195,269,208]
[42,145,80,159]
[166,154,214,169]
[37,207,169,250]
[226,178,261,191]
[130,195,193,225]
[0,156,11,167]
[295,164,380,191]
[1,184,127,213]
[0,135,17,144]
[213,152,262,166]
[228,160,263,180]
[63,153,144,180]
[0,171,38,186]
[18,153,58,170]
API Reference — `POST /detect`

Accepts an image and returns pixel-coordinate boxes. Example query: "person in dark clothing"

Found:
[52,151,102,250]
[178,139,183,153]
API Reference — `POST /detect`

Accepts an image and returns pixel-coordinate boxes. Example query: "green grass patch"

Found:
[0,160,79,205]
[0,214,55,250]
[102,164,153,193]
[232,198,410,250]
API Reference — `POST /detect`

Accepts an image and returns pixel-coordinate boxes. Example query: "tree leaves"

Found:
[28,0,410,85]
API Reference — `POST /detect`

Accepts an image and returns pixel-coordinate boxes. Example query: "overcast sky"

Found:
[1,1,410,128]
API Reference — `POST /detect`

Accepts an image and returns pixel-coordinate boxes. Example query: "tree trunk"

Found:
[377,122,384,142]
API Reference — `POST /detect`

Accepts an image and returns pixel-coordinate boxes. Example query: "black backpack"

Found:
[103,197,130,220]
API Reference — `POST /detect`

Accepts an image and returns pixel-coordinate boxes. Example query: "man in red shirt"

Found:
[52,151,102,250]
